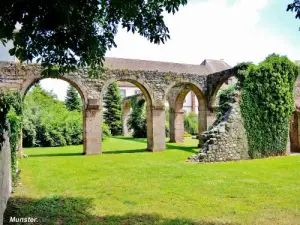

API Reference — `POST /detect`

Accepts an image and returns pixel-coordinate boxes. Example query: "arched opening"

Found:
[20,78,86,156]
[290,110,300,153]
[208,76,237,127]
[101,79,159,153]
[166,83,207,147]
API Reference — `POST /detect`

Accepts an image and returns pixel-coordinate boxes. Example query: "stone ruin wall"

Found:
[0,131,12,225]
[189,92,249,163]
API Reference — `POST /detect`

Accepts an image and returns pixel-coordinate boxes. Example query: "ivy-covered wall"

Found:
[0,91,22,225]
[0,91,22,182]
[239,54,298,158]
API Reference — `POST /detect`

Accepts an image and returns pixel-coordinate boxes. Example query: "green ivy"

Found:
[0,91,22,184]
[184,112,198,135]
[216,84,237,123]
[239,54,298,158]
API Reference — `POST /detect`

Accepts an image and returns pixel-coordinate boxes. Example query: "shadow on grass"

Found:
[26,137,198,157]
[111,136,199,154]
[111,136,147,144]
[4,196,238,225]
[27,153,83,158]
[103,148,148,154]
[166,143,199,154]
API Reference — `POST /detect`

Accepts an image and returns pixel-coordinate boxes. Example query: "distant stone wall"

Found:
[0,131,11,225]
[188,94,249,162]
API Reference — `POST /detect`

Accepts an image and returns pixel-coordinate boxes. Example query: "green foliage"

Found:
[127,96,147,138]
[6,109,22,181]
[184,132,192,137]
[103,83,122,136]
[184,112,198,135]
[233,62,253,89]
[102,123,112,140]
[240,54,298,158]
[65,85,82,112]
[216,84,237,122]
[0,0,187,76]
[0,91,22,183]
[165,106,170,137]
[287,1,300,21]
[23,86,83,147]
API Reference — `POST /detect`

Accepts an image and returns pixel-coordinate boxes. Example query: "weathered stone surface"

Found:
[0,60,233,155]
[0,131,12,225]
[188,92,250,163]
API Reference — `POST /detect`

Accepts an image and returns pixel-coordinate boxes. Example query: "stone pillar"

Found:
[198,105,207,147]
[147,106,166,152]
[169,108,184,143]
[122,102,131,136]
[191,91,196,113]
[84,99,102,155]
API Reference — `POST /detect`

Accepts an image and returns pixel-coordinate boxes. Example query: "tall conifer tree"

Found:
[65,85,82,111]
[103,82,122,136]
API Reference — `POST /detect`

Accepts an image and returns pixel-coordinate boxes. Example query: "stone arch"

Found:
[19,75,88,154]
[101,78,165,152]
[166,82,207,147]
[209,76,236,111]
[100,77,153,105]
[20,75,88,106]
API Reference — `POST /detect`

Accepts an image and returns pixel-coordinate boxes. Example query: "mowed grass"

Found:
[4,137,300,225]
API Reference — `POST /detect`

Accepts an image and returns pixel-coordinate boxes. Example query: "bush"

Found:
[165,106,170,137]
[23,86,83,147]
[102,123,112,140]
[184,112,198,135]
[184,132,192,137]
[127,96,147,138]
[240,54,298,158]
[165,121,170,137]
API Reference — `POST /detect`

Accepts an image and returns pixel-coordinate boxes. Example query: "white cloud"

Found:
[106,0,299,66]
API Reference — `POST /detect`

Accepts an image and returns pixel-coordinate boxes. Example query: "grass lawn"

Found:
[4,137,300,225]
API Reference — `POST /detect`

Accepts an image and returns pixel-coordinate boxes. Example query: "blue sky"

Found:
[0,0,300,100]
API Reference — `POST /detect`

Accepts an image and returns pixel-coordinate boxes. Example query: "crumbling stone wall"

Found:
[189,93,249,162]
[0,132,12,225]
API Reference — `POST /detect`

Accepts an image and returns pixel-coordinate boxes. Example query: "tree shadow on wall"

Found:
[4,196,239,225]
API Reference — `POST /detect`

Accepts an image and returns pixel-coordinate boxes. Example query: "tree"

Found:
[287,1,300,20]
[65,85,82,111]
[127,96,147,138]
[103,82,122,136]
[23,86,83,147]
[0,0,187,76]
